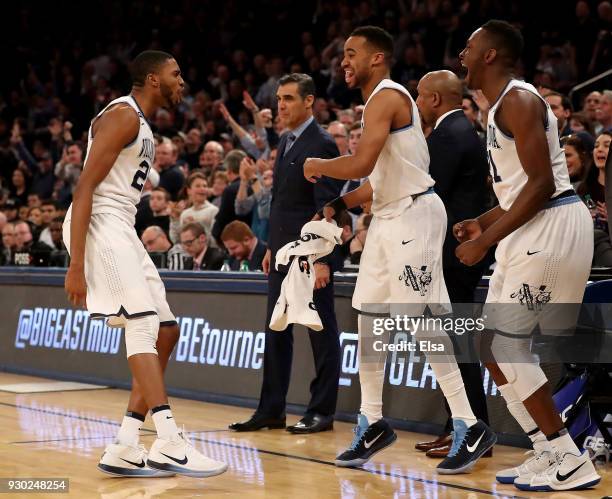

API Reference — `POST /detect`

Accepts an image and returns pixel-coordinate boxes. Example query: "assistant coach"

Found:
[229,74,343,434]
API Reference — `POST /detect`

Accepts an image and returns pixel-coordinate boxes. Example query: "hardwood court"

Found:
[0,372,609,498]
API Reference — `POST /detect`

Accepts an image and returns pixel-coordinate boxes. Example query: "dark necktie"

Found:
[284,133,296,157]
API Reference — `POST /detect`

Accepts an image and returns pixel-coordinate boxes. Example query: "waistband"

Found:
[543,189,580,210]
[412,187,435,201]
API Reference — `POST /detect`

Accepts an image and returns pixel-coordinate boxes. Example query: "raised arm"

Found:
[65,105,139,306]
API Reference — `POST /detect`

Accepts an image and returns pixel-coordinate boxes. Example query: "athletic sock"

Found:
[117,410,145,447]
[357,314,385,426]
[547,428,581,456]
[436,370,477,427]
[498,383,552,453]
[151,404,180,440]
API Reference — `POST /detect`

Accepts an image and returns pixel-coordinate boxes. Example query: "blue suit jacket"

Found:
[268,119,343,268]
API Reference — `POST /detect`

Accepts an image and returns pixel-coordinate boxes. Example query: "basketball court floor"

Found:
[0,372,609,498]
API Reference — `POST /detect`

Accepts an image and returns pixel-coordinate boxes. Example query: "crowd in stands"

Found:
[1,0,611,270]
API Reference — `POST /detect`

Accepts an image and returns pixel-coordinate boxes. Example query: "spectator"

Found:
[569,111,595,136]
[583,90,602,122]
[184,128,203,170]
[595,90,612,134]
[9,165,31,206]
[579,131,611,233]
[170,172,219,243]
[210,171,229,208]
[141,225,189,270]
[27,193,41,208]
[544,92,573,137]
[327,121,349,155]
[561,135,593,187]
[156,140,184,201]
[1,221,15,265]
[235,157,273,242]
[38,200,58,247]
[179,222,225,270]
[3,199,20,222]
[348,122,362,155]
[11,220,52,266]
[27,206,43,240]
[348,213,371,264]
[54,141,83,208]
[134,167,160,236]
[220,220,267,271]
[48,216,69,267]
[31,152,55,199]
[199,141,225,178]
[211,149,249,244]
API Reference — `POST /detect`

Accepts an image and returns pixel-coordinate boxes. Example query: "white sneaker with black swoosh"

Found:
[496,449,555,484]
[514,450,601,491]
[98,442,174,477]
[147,430,227,478]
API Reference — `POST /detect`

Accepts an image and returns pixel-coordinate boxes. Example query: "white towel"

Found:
[269,221,343,331]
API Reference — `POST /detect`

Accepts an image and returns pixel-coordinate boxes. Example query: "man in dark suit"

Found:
[220,220,267,271]
[229,73,343,434]
[415,70,491,457]
[179,222,225,270]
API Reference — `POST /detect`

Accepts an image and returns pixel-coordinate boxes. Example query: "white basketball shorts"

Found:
[63,213,176,328]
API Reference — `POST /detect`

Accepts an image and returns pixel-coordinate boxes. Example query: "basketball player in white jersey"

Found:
[457,21,600,491]
[304,26,496,472]
[64,51,226,478]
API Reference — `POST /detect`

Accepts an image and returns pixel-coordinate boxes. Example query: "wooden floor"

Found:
[0,373,609,498]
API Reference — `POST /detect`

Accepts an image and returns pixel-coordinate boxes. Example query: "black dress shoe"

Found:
[228,414,286,432]
[286,414,333,434]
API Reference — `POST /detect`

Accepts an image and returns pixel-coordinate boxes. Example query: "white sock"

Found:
[357,314,385,426]
[436,370,477,427]
[151,404,179,440]
[548,428,580,456]
[116,411,144,447]
[498,383,552,454]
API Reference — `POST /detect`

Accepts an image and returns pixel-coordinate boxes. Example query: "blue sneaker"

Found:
[436,419,497,474]
[335,414,397,467]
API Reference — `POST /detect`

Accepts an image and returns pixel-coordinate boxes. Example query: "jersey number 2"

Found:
[131,160,150,191]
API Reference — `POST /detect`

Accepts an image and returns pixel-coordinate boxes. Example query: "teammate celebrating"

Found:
[64,50,227,478]
[457,20,600,491]
[304,26,496,473]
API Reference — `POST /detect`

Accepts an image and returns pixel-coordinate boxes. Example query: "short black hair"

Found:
[543,91,573,112]
[130,50,174,87]
[481,20,524,65]
[278,73,316,100]
[350,26,394,66]
[462,94,478,112]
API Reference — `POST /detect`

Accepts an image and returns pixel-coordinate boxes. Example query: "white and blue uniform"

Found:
[352,79,450,315]
[64,96,175,327]
[484,79,593,334]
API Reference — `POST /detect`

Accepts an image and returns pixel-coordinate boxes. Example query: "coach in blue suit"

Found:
[415,70,491,456]
[229,74,343,434]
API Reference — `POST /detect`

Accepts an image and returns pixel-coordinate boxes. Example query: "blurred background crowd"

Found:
[1,0,611,270]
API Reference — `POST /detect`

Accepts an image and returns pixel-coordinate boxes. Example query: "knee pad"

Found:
[125,314,160,358]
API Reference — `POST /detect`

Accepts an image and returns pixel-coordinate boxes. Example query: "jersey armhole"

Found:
[370,87,414,133]
[90,102,140,148]
[494,88,549,139]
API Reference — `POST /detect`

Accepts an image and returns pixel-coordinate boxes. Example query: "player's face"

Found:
[158,58,184,109]
[459,29,487,90]
[342,36,376,89]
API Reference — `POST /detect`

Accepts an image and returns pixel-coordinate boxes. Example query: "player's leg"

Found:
[336,217,397,467]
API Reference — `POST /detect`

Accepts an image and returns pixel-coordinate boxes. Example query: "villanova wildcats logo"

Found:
[510,283,551,311]
[138,138,155,162]
[399,265,432,296]
[487,125,501,149]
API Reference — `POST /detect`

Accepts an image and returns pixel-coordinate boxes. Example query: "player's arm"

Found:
[304,90,399,181]
[478,90,555,248]
[65,105,139,306]
[316,180,373,221]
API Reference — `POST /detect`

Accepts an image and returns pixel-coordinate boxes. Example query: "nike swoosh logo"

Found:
[402,239,414,245]
[120,457,145,468]
[166,416,173,419]
[364,432,384,449]
[160,452,188,465]
[466,431,485,453]
[527,250,541,256]
[556,460,586,482]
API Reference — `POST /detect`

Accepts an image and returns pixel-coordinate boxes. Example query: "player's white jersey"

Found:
[67,95,155,224]
[362,78,434,219]
[486,79,572,211]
